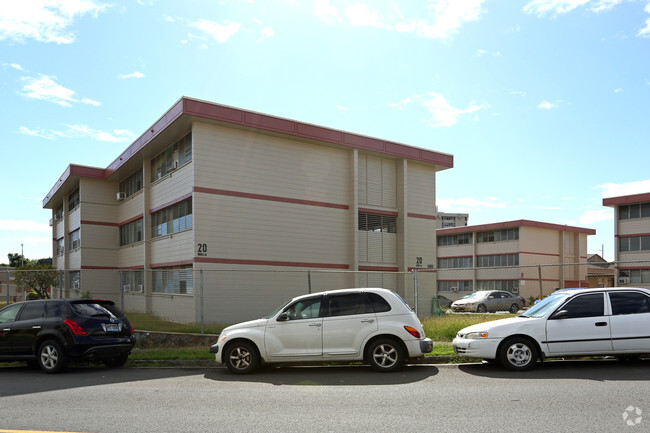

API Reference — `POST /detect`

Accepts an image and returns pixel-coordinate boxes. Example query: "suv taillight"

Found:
[404,326,421,338]
[64,319,87,335]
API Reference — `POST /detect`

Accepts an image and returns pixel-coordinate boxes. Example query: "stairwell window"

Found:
[68,189,80,211]
[69,229,80,251]
[151,132,192,182]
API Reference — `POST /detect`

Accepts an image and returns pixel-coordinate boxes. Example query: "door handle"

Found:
[32,326,42,329]
[595,322,608,327]
[309,323,322,327]
[361,319,375,324]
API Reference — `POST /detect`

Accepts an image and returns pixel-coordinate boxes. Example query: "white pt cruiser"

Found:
[210,288,433,374]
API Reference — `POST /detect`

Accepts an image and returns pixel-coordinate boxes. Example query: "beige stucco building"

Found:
[42,97,453,322]
[436,220,595,301]
[603,192,650,287]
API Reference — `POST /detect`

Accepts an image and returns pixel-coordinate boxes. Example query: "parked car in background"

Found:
[451,291,525,313]
[435,295,453,309]
[453,287,650,370]
[0,299,135,373]
[210,288,433,374]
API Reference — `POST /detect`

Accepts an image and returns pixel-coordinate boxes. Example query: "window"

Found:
[439,280,473,292]
[622,269,650,284]
[151,133,192,182]
[619,202,650,220]
[358,212,396,233]
[121,270,144,292]
[557,293,604,318]
[68,189,80,211]
[619,236,650,252]
[477,254,519,267]
[69,229,80,251]
[438,257,473,269]
[119,170,143,198]
[283,296,322,320]
[366,293,391,313]
[54,203,63,220]
[476,280,519,293]
[327,293,373,316]
[152,267,193,294]
[120,218,143,246]
[56,238,64,256]
[609,292,650,315]
[438,233,473,246]
[152,198,193,238]
[70,271,80,290]
[477,228,518,243]
[0,303,22,323]
[17,302,46,321]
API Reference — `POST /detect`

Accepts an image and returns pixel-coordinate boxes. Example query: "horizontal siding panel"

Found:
[150,164,194,211]
[150,230,195,265]
[407,162,436,215]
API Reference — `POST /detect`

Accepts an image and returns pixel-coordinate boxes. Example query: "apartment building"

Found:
[436,212,469,229]
[42,97,453,322]
[436,220,595,300]
[603,192,650,287]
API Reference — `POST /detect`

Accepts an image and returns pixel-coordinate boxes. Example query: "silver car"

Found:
[451,290,525,313]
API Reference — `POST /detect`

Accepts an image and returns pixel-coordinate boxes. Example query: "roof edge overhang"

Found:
[43,96,454,208]
[436,219,596,236]
[603,192,650,207]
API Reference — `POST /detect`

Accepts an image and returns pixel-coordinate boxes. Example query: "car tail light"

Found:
[130,324,134,335]
[404,326,421,338]
[64,319,87,335]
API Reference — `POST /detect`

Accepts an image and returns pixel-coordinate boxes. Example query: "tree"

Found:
[14,264,59,299]
[7,253,28,268]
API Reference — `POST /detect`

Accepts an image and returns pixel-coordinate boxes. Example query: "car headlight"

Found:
[465,332,488,339]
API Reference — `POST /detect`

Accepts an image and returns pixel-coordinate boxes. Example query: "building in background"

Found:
[586,254,615,288]
[42,97,453,322]
[436,211,469,229]
[603,192,650,288]
[436,220,595,301]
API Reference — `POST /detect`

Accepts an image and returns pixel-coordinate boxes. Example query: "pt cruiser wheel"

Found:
[368,338,405,372]
[498,337,538,371]
[224,341,259,374]
[37,339,68,374]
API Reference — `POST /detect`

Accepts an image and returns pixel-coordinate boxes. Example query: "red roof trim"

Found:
[616,232,650,238]
[603,192,650,207]
[44,97,453,208]
[151,259,194,268]
[407,212,437,220]
[195,257,349,269]
[436,219,596,235]
[358,265,399,272]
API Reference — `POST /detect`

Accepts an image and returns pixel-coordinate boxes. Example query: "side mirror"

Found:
[551,310,569,320]
[276,312,289,322]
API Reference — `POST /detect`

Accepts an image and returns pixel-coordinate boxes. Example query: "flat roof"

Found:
[602,192,650,207]
[43,97,454,208]
[436,219,596,235]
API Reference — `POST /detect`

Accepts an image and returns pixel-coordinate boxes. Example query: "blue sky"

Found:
[1,0,650,263]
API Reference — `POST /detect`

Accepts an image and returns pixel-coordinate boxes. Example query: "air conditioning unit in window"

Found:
[54,214,61,221]
[171,160,179,170]
[137,284,144,292]
[123,284,131,292]
[117,192,126,201]
[451,287,459,292]
[618,277,630,285]
[73,282,80,290]
[72,240,80,250]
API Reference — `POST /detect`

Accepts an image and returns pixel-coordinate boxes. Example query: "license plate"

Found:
[102,323,121,332]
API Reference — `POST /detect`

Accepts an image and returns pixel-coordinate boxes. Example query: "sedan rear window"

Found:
[610,292,650,315]
[70,302,122,318]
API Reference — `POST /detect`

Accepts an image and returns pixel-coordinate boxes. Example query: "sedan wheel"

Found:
[37,339,68,374]
[509,303,520,314]
[498,337,538,371]
[476,304,487,313]
[225,341,259,374]
[368,338,405,372]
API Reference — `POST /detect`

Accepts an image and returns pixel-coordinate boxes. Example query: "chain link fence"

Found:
[2,260,648,330]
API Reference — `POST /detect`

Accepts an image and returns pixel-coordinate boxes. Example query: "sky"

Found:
[1,0,650,264]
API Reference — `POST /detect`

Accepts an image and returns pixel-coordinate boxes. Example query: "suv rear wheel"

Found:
[37,339,68,374]
[367,338,405,372]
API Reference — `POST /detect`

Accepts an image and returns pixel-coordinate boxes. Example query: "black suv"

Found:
[0,299,135,373]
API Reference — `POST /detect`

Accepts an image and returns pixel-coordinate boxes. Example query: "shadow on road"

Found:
[204,364,438,386]
[458,358,650,381]
[0,364,206,397]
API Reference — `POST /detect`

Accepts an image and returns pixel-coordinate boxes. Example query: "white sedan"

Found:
[453,287,650,370]
[210,288,433,374]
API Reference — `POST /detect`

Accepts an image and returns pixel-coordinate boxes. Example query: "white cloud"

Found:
[393,92,486,128]
[537,99,559,109]
[119,71,145,79]
[21,74,100,107]
[590,0,623,13]
[0,0,108,44]
[578,209,613,224]
[18,124,136,143]
[314,0,486,39]
[598,179,650,198]
[523,0,591,17]
[190,19,241,43]
[5,63,25,71]
[639,4,650,37]
[0,219,50,232]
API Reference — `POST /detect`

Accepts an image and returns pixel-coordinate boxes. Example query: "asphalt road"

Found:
[1,360,649,433]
